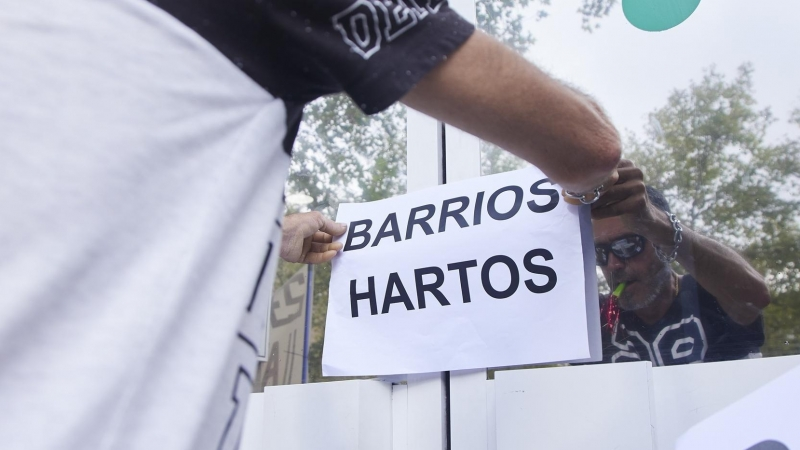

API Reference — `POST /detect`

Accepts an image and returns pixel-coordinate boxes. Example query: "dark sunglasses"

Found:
[595,234,646,266]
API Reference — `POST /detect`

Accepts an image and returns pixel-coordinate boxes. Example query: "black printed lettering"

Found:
[372,213,402,247]
[414,266,450,308]
[447,260,478,303]
[523,249,557,294]
[487,185,523,221]
[382,272,415,313]
[527,179,559,213]
[350,277,378,317]
[344,219,372,251]
[406,204,436,240]
[473,191,485,225]
[438,196,470,233]
[481,255,520,299]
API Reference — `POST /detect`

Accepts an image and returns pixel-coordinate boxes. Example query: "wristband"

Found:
[652,211,683,263]
[563,184,604,205]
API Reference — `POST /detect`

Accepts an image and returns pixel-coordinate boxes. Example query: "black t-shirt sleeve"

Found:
[150,0,475,114]
[270,0,476,114]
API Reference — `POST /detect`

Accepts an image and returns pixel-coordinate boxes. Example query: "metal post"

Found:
[403,2,485,449]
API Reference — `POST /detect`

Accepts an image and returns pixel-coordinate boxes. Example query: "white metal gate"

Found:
[242,356,800,450]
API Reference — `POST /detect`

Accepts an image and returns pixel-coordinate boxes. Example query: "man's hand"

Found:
[280,212,347,264]
[589,160,674,248]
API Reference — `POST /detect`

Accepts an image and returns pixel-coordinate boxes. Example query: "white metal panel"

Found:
[443,0,481,184]
[444,126,482,183]
[486,380,497,450]
[404,105,447,450]
[406,373,448,450]
[494,362,656,450]
[405,5,479,449]
[359,381,394,449]
[646,359,658,447]
[406,109,442,192]
[260,379,392,450]
[388,374,447,450]
[652,355,800,450]
[239,393,264,450]
[392,384,409,450]
[436,4,489,449]
[450,369,489,450]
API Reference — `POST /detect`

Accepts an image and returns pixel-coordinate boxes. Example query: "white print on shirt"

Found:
[611,315,708,366]
[332,0,446,59]
[652,316,708,365]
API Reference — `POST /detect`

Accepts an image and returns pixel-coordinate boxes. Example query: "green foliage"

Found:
[481,141,529,175]
[288,97,407,217]
[476,0,539,53]
[306,261,331,382]
[577,0,618,32]
[626,64,800,357]
[476,0,618,48]
[791,107,800,127]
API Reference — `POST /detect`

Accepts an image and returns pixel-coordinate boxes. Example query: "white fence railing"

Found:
[241,355,800,450]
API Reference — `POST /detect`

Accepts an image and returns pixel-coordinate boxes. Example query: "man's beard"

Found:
[616,264,673,311]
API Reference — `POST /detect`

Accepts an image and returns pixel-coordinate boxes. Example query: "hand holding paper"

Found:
[280,212,348,264]
[322,167,600,376]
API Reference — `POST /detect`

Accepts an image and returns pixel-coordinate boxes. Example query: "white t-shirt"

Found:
[0,1,473,449]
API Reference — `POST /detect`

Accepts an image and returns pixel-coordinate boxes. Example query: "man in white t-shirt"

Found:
[0,1,621,448]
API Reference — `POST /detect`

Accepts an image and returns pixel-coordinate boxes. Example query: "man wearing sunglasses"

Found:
[590,161,770,366]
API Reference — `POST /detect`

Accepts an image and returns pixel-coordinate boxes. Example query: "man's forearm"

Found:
[673,226,770,325]
[401,30,621,193]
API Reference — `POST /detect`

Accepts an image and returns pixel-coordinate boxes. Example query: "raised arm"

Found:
[401,30,621,194]
[592,161,770,325]
[675,229,770,324]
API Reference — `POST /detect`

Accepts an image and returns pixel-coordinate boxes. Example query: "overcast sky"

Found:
[517,0,800,144]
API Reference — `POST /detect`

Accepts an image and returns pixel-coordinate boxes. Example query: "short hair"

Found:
[646,185,671,213]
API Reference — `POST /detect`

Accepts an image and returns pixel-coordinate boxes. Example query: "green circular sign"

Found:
[622,0,702,32]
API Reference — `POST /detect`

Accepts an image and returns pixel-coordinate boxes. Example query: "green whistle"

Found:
[612,282,627,298]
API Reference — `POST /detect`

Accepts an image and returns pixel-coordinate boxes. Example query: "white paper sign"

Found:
[677,364,800,450]
[323,167,599,376]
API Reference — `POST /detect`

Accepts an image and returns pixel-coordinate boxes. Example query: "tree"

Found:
[626,64,800,357]
[577,0,618,31]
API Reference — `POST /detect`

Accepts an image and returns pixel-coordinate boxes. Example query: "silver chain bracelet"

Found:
[652,211,683,263]
[564,184,604,205]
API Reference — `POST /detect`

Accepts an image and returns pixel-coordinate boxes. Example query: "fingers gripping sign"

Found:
[280,212,348,264]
